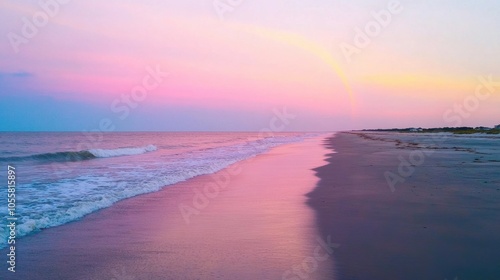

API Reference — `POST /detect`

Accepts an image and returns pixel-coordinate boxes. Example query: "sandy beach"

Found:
[2,132,500,279]
[1,137,336,280]
[308,132,500,280]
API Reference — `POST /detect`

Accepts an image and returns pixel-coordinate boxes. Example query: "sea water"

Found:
[0,132,315,247]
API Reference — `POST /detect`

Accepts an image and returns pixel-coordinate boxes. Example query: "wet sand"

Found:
[308,132,500,280]
[1,137,335,280]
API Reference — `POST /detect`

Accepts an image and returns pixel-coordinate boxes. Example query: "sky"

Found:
[1,0,499,131]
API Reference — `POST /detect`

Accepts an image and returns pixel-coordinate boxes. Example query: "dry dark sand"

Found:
[308,132,500,280]
[1,138,335,280]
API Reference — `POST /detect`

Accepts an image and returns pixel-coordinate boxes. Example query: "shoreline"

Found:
[308,132,500,279]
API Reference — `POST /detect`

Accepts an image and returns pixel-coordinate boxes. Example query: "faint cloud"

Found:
[0,71,34,78]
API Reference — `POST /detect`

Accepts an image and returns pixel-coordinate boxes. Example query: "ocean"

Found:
[0,132,316,247]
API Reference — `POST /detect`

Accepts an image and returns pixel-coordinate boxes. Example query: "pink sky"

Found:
[1,0,499,131]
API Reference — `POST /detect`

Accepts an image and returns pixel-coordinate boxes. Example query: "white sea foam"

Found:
[88,144,157,158]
